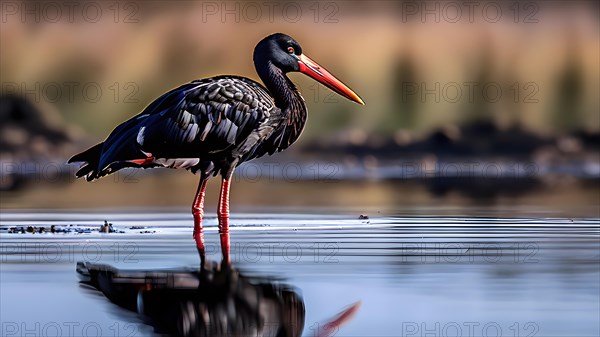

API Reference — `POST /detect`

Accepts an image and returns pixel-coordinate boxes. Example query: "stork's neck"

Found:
[255,61,307,150]
[256,61,306,114]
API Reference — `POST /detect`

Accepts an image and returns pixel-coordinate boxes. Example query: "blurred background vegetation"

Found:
[1,1,598,213]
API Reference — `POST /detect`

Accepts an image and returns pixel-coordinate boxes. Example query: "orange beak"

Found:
[297,54,365,105]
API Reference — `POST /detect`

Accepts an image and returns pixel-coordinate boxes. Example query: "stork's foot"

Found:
[219,254,233,273]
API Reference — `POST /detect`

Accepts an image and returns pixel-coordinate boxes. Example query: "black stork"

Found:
[69,33,364,264]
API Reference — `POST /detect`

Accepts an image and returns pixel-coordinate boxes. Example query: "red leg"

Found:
[217,178,231,263]
[192,175,209,265]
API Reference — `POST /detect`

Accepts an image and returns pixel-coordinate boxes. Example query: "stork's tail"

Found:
[68,143,104,181]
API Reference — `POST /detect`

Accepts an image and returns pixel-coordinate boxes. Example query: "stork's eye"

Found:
[287,46,295,54]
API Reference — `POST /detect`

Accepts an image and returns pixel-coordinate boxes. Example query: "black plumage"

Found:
[70,75,287,180]
[69,33,363,263]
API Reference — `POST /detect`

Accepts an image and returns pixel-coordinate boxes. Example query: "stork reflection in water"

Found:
[78,260,360,337]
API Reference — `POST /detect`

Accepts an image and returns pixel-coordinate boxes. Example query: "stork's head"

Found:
[254,33,364,105]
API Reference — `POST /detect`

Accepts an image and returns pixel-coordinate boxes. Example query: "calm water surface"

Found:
[1,211,599,336]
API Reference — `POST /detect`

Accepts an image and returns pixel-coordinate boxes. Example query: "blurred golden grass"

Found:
[1,1,598,142]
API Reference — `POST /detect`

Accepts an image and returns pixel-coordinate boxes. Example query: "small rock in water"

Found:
[100,220,117,233]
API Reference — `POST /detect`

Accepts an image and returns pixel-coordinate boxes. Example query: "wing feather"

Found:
[95,76,279,173]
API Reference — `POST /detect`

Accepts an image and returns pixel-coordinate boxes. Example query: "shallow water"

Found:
[1,211,599,336]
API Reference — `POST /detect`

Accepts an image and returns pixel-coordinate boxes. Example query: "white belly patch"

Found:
[153,158,200,169]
